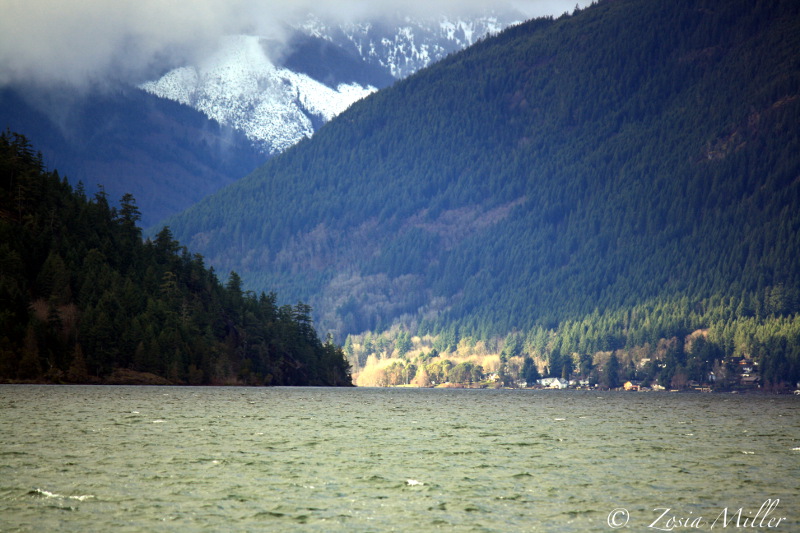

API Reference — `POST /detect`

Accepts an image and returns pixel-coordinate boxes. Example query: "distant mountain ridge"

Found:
[163,0,800,343]
[0,85,265,227]
[0,10,523,226]
[297,12,512,79]
[139,11,522,155]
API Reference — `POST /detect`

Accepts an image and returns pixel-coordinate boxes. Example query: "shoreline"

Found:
[1,377,796,395]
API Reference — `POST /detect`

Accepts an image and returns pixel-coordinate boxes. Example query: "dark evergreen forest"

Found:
[164,0,800,369]
[5,0,798,389]
[0,132,352,385]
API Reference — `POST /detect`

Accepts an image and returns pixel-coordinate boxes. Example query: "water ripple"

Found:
[0,386,798,531]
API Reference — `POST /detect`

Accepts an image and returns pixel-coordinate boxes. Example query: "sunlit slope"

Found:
[166,0,800,338]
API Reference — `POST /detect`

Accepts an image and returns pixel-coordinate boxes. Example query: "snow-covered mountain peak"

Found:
[140,10,523,155]
[304,12,519,78]
[140,34,376,154]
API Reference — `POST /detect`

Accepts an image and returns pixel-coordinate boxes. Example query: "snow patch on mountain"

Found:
[301,14,513,78]
[140,35,376,154]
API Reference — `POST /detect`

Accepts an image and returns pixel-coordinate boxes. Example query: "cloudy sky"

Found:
[0,0,587,89]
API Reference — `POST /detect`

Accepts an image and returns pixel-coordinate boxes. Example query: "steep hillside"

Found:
[166,0,800,347]
[0,132,351,386]
[0,86,264,227]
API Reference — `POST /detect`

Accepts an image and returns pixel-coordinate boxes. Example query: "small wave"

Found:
[152,419,166,423]
[554,417,566,421]
[741,451,755,455]
[30,488,94,501]
[792,447,800,451]
[30,488,59,499]
[406,479,424,486]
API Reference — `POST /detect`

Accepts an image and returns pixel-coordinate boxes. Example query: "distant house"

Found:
[740,375,761,387]
[739,359,755,373]
[623,381,641,391]
[538,377,569,389]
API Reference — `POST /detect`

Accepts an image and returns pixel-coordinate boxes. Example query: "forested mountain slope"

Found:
[0,86,264,227]
[0,132,351,386]
[166,0,800,348]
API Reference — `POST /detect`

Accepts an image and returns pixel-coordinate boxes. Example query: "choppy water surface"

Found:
[1,386,798,532]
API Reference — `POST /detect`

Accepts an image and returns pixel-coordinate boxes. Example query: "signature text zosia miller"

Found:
[648,499,787,531]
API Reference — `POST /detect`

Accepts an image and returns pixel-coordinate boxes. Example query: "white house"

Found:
[538,377,569,389]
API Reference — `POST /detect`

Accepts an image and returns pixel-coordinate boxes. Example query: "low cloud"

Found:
[0,0,585,90]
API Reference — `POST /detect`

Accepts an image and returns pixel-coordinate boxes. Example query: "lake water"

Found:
[1,386,798,532]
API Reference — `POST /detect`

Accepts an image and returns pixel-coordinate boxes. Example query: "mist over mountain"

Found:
[138,11,524,155]
[0,0,576,89]
[163,0,800,347]
[1,9,526,226]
